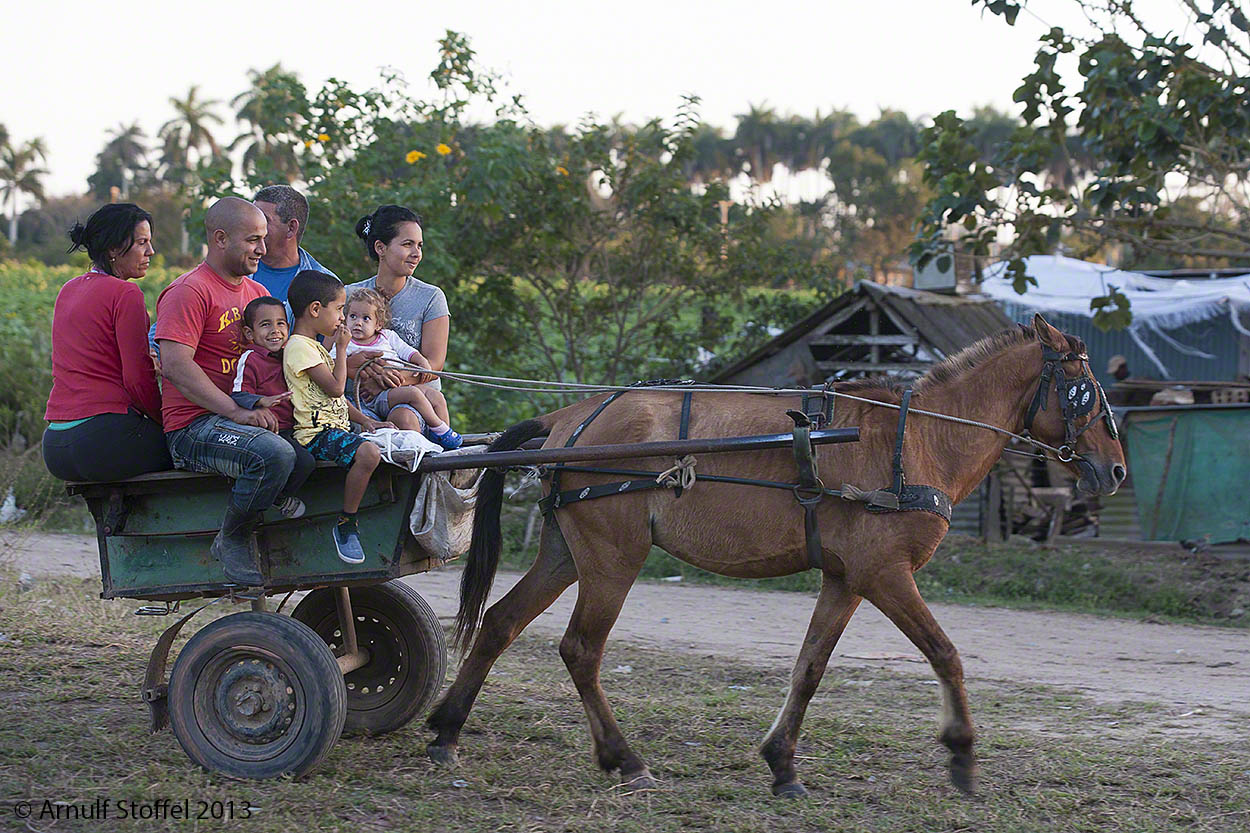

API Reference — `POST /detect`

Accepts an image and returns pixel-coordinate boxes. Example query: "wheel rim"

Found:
[193,647,304,762]
[318,607,411,712]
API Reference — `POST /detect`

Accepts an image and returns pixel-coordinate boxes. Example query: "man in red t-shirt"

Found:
[156,197,296,585]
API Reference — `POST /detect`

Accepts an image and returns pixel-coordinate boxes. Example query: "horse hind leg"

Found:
[759,572,861,797]
[863,566,978,794]
[426,519,579,765]
[557,538,654,788]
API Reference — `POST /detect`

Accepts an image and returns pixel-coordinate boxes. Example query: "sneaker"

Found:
[425,426,463,450]
[333,515,365,564]
[274,495,305,519]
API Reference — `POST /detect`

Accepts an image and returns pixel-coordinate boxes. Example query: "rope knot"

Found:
[655,455,697,490]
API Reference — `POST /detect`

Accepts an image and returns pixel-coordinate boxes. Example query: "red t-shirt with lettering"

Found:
[155,263,266,432]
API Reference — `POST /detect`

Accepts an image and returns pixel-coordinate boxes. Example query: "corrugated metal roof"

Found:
[997,302,1241,386]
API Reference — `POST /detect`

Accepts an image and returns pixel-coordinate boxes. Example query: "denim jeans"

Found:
[166,414,296,514]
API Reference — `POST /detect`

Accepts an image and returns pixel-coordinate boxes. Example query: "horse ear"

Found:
[1032,313,1067,351]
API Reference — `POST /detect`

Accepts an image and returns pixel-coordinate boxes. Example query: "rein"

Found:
[358,353,1111,467]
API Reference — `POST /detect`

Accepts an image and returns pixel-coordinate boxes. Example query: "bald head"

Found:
[203,197,268,281]
[204,197,264,238]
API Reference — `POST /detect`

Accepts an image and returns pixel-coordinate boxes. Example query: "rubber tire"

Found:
[168,611,346,779]
[290,581,447,736]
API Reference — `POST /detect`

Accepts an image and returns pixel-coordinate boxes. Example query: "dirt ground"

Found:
[4,530,1248,740]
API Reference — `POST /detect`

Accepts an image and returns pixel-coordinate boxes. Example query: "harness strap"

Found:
[675,391,693,497]
[546,389,629,513]
[787,410,826,571]
[892,389,913,495]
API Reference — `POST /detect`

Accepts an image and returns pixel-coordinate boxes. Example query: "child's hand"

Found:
[334,322,351,350]
[361,418,397,433]
[257,392,292,409]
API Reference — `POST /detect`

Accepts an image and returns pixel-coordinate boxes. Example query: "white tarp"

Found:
[981,255,1250,378]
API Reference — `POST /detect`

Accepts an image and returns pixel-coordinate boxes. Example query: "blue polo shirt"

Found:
[253,248,336,302]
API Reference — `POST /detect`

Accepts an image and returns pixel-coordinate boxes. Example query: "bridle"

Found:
[1021,345,1119,465]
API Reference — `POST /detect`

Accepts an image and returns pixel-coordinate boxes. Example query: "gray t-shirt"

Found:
[345,276,450,387]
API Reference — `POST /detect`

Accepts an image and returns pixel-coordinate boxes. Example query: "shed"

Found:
[710,281,1015,388]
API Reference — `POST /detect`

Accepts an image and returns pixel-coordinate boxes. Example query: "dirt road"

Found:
[5,531,1247,738]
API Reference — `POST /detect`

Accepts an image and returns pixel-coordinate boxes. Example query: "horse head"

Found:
[1024,314,1127,496]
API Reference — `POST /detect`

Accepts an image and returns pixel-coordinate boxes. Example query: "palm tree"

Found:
[159,85,223,180]
[88,122,149,199]
[0,136,48,244]
[733,103,782,185]
[231,64,307,182]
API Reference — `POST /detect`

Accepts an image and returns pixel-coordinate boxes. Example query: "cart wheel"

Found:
[291,581,447,736]
[168,611,346,779]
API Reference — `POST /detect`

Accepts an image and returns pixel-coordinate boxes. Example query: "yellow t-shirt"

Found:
[283,334,350,445]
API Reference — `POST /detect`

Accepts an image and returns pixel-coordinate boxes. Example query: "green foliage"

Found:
[916,1,1250,325]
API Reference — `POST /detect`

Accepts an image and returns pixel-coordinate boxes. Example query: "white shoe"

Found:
[274,495,306,519]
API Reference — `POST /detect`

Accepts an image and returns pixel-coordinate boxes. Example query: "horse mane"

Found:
[913,325,1037,393]
[830,324,1088,397]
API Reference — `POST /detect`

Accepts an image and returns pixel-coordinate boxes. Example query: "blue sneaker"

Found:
[333,515,365,564]
[425,426,463,450]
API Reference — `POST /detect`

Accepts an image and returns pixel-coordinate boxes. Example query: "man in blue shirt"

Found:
[252,185,336,300]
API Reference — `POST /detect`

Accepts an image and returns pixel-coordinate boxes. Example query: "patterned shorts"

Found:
[305,427,367,469]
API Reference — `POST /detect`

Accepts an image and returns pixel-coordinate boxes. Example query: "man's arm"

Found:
[160,341,278,431]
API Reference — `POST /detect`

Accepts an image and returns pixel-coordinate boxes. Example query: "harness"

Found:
[1022,347,1119,463]
[535,380,954,572]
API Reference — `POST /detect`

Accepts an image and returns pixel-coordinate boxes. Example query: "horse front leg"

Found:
[759,572,861,797]
[863,566,977,794]
[426,520,578,765]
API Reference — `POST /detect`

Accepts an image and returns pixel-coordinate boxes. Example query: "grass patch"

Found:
[1,569,1247,832]
[497,503,1250,628]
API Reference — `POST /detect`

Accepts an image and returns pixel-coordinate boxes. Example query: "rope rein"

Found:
[356,358,1087,463]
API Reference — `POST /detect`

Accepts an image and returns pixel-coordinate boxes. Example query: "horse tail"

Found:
[454,417,552,654]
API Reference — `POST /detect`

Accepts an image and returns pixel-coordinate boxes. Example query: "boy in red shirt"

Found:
[230,296,314,519]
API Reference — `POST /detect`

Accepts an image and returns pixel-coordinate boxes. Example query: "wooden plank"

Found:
[808,334,919,346]
[815,361,931,372]
[809,297,870,337]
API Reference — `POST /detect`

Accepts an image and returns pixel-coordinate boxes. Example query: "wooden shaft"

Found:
[418,427,860,472]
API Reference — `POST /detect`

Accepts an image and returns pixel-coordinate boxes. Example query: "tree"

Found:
[231,64,309,183]
[88,122,150,200]
[913,0,1250,328]
[159,85,224,183]
[0,132,48,244]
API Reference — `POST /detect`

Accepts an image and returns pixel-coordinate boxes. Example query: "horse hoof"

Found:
[427,743,459,767]
[949,753,978,795]
[772,781,808,798]
[619,768,659,791]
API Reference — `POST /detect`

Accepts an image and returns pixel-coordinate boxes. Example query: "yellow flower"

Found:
[556,166,569,176]
[436,143,452,156]
[406,150,427,164]
[304,139,314,148]
[317,133,330,143]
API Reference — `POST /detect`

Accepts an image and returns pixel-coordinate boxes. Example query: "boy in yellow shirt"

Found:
[284,270,391,563]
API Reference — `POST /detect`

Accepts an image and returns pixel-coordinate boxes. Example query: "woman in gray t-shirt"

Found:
[345,205,450,430]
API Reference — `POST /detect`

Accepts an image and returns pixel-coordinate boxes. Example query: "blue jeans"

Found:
[166,414,296,514]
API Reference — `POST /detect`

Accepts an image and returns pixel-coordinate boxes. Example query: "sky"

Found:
[3,0,1198,197]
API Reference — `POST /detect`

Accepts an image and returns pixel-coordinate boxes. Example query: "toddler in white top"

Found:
[333,288,461,449]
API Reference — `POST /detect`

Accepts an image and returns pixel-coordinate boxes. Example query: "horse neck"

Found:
[911,345,1040,504]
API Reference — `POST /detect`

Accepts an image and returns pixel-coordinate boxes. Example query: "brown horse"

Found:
[426,314,1126,796]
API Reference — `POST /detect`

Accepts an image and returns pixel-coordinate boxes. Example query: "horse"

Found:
[425,314,1127,796]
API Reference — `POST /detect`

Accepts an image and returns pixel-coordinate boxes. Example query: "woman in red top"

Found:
[42,203,173,481]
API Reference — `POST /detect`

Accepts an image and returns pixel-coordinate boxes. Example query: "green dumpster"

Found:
[1121,404,1250,543]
